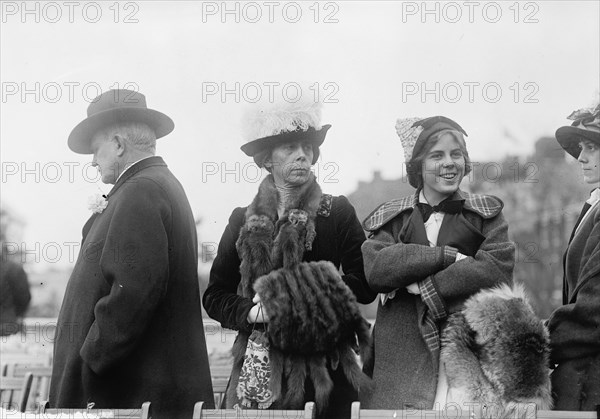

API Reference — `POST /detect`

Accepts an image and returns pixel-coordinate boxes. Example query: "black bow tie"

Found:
[417,199,463,222]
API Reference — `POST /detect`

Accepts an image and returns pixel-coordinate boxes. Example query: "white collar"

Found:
[586,188,600,206]
[116,156,155,183]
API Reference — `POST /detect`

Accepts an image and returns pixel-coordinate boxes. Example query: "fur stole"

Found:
[231,174,371,413]
[441,284,552,418]
[235,173,321,298]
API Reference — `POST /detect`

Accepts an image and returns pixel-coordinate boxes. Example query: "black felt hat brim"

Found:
[240,125,331,162]
[556,126,600,159]
[68,107,174,154]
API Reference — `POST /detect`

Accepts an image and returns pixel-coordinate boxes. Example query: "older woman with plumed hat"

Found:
[202,100,376,418]
[548,103,600,411]
[360,116,516,410]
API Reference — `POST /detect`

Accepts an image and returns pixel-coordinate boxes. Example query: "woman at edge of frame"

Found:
[360,115,515,410]
[548,102,600,411]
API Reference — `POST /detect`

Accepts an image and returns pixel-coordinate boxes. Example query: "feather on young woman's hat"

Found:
[240,100,331,166]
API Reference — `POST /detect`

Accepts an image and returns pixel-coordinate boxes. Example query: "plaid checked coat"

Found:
[359,189,515,409]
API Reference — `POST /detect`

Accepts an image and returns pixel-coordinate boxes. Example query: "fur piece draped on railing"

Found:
[441,284,552,418]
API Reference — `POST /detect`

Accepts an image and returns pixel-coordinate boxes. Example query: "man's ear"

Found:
[113,134,126,157]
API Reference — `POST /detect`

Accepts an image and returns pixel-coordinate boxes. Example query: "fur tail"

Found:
[339,344,373,393]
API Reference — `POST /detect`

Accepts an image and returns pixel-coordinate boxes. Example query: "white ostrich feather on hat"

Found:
[242,100,323,141]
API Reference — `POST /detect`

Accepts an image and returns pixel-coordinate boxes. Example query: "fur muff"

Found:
[254,261,372,412]
[441,284,552,418]
[232,174,372,413]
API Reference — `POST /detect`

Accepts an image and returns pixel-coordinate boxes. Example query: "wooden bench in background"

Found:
[0,372,33,413]
[210,364,232,408]
[40,401,152,418]
[192,401,315,419]
[5,365,52,412]
[350,402,600,419]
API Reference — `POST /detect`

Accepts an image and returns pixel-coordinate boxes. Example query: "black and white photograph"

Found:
[1,1,599,418]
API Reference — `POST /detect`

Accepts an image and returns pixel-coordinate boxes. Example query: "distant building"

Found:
[347,171,415,223]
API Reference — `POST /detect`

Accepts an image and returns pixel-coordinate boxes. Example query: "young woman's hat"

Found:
[396,115,468,163]
[555,104,600,159]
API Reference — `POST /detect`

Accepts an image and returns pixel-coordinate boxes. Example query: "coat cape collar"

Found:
[362,189,504,232]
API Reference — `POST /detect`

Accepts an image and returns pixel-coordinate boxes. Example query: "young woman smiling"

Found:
[360,116,515,410]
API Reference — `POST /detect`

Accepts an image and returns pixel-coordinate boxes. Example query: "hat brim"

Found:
[68,107,174,154]
[555,126,600,158]
[240,125,331,158]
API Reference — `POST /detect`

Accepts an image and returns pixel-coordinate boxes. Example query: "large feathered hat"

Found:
[556,103,600,158]
[240,100,331,166]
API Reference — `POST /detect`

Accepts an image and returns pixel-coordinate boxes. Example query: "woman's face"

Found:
[265,140,314,186]
[578,139,600,184]
[421,133,466,204]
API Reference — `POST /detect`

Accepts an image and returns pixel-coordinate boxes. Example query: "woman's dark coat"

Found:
[548,202,600,411]
[50,157,214,418]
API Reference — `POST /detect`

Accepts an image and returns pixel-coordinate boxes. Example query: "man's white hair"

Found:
[102,122,157,154]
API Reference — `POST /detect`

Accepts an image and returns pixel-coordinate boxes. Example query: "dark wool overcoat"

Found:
[360,190,515,410]
[548,201,600,411]
[50,157,214,418]
[202,194,376,419]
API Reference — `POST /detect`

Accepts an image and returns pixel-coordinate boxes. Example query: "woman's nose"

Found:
[441,155,454,167]
[295,147,308,161]
[578,149,588,163]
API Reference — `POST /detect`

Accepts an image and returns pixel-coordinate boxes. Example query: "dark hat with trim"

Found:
[240,100,330,166]
[396,115,469,189]
[395,115,468,163]
[68,89,174,154]
[555,104,600,159]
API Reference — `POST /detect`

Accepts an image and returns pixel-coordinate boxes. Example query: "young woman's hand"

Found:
[406,282,421,295]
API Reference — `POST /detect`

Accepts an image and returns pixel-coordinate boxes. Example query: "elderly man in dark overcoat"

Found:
[49,89,214,418]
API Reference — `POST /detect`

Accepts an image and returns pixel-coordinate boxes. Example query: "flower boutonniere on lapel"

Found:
[88,194,108,214]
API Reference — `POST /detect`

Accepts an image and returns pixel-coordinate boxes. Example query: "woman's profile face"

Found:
[421,133,466,204]
[578,139,600,184]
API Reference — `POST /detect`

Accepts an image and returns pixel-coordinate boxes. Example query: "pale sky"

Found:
[1,1,599,271]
